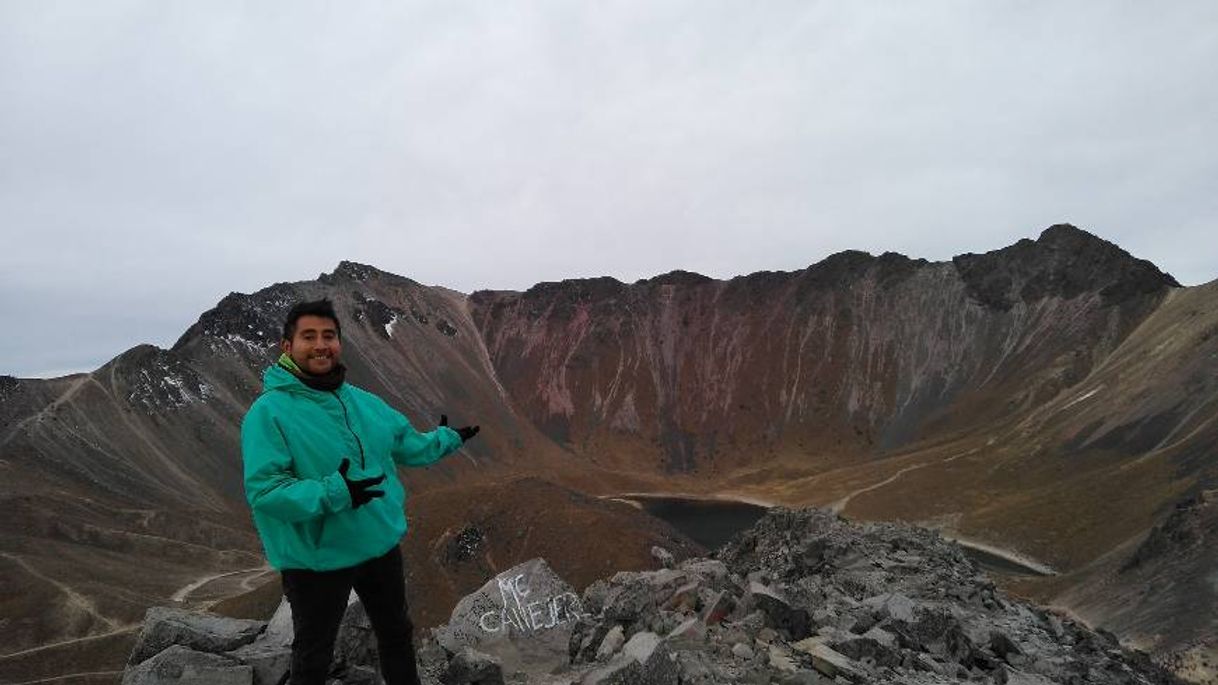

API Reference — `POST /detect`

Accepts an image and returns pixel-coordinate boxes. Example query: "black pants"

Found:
[281,546,421,685]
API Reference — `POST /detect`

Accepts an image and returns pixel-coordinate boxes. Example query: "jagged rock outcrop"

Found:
[127,508,1185,684]
[952,224,1180,311]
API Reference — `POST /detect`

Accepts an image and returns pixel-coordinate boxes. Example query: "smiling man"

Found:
[241,298,480,685]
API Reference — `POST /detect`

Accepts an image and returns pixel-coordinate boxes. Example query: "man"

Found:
[242,299,479,685]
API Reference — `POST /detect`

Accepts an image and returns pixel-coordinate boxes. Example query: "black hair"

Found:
[282,299,342,340]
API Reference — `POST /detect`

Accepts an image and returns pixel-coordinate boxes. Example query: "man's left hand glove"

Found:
[440,414,480,443]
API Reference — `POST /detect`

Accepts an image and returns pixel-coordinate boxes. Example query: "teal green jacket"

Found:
[241,364,463,571]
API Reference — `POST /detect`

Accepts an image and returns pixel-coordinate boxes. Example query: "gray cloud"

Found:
[2,1,1215,377]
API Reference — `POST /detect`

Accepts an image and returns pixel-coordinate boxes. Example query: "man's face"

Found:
[281,314,342,376]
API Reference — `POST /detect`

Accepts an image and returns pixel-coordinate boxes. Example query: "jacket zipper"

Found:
[332,390,367,469]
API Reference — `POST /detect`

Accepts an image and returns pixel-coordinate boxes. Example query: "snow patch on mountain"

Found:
[126,358,213,412]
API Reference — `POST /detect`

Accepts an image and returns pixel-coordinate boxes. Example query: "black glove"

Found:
[440,414,480,443]
[338,458,385,509]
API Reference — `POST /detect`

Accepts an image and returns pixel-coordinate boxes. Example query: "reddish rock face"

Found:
[469,226,1177,474]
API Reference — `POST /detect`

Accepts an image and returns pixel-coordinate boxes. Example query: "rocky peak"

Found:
[323,260,388,284]
[521,276,628,301]
[953,223,1180,311]
[122,507,1182,684]
[485,277,631,323]
[172,286,298,353]
[104,345,214,413]
[801,250,928,291]
[808,249,876,273]
[635,270,715,288]
[321,260,426,292]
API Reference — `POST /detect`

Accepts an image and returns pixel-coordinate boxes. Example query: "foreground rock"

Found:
[435,558,585,675]
[559,508,1181,684]
[125,507,1184,684]
[127,607,265,666]
[122,593,382,685]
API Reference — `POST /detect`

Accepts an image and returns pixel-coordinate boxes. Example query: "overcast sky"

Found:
[2,2,1215,378]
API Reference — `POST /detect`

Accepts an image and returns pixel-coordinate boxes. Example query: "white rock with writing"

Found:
[435,558,586,673]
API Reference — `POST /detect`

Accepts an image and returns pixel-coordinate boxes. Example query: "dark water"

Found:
[627,496,1051,577]
[627,496,769,550]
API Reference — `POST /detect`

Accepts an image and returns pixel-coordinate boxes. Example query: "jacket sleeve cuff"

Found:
[322,471,352,512]
[438,425,464,455]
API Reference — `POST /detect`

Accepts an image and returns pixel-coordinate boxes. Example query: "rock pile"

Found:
[123,508,1184,684]
[120,592,385,685]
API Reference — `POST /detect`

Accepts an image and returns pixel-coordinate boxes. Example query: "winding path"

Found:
[0,627,137,660]
[11,670,123,684]
[170,565,273,602]
[0,552,119,631]
[829,447,979,514]
[0,374,93,448]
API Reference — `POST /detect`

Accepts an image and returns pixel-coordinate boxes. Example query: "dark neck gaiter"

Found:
[278,353,347,392]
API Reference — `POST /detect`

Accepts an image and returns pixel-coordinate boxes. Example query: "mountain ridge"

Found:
[1,223,1213,683]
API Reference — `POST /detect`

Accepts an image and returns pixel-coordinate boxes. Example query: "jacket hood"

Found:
[262,363,313,394]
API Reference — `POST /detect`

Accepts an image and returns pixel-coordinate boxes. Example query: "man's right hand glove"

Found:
[338,458,385,509]
[440,414,480,443]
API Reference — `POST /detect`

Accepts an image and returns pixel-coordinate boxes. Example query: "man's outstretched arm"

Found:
[242,404,351,521]
[390,411,474,467]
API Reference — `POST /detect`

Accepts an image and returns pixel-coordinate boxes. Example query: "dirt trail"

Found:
[11,670,123,684]
[171,565,272,602]
[0,627,138,660]
[0,552,119,631]
[829,447,979,514]
[823,449,1059,576]
[0,374,93,447]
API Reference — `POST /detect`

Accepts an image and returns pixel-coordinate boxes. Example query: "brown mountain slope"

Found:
[1,224,1212,681]
[1049,490,1218,684]
[795,277,1218,568]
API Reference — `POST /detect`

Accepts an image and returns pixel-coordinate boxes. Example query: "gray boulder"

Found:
[699,590,734,626]
[224,641,291,685]
[745,582,812,641]
[570,615,614,665]
[679,560,730,586]
[600,569,688,626]
[790,638,869,682]
[223,598,295,685]
[262,596,295,647]
[651,546,675,569]
[582,631,678,685]
[435,558,586,674]
[862,593,916,624]
[441,646,505,685]
[122,645,252,685]
[666,617,706,642]
[596,625,626,661]
[128,607,265,666]
[222,592,381,685]
[332,600,379,673]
